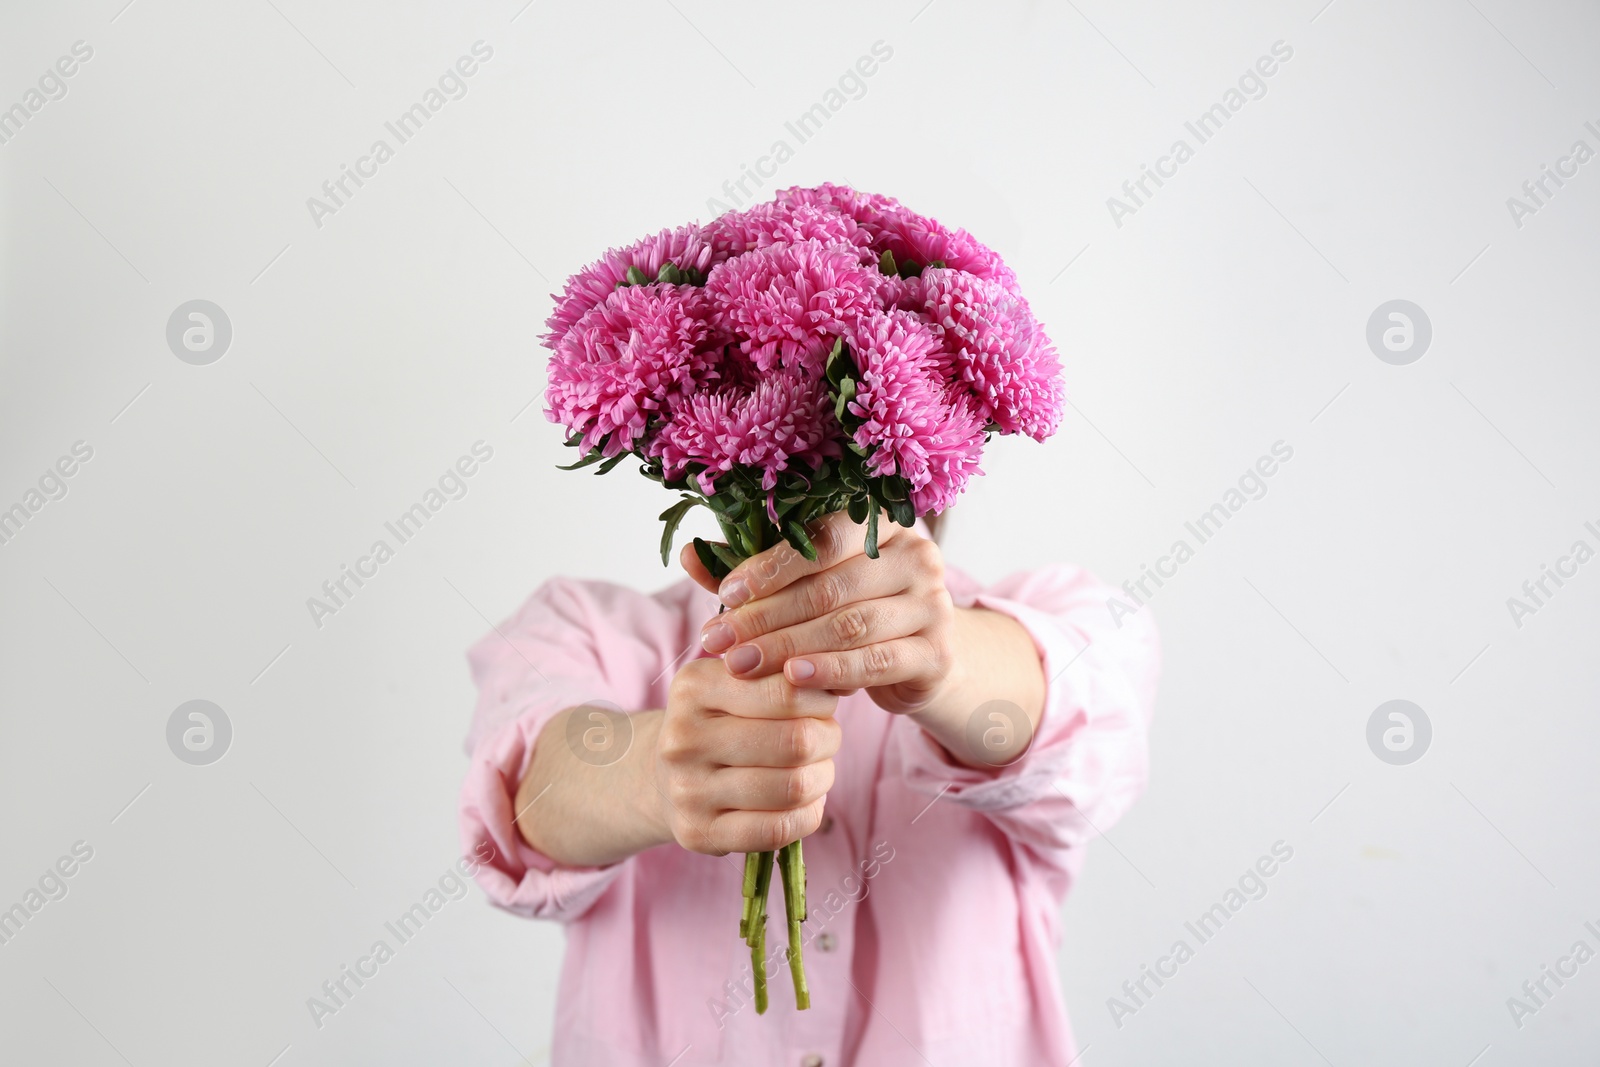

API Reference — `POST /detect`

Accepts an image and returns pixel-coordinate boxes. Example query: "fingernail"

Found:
[725,645,761,674]
[700,622,735,654]
[788,659,816,681]
[719,576,750,607]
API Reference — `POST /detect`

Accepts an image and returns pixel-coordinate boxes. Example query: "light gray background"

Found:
[2,1,1597,1064]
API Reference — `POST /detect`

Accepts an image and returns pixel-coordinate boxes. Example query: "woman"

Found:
[458,509,1159,1065]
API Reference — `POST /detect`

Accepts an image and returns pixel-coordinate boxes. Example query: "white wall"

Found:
[2,1,1597,1064]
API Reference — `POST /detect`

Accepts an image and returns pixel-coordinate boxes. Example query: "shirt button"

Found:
[817,932,838,952]
[801,1056,824,1067]
[819,815,834,834]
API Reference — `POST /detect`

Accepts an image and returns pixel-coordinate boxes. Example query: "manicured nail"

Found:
[719,576,750,607]
[788,659,816,681]
[725,645,761,674]
[700,622,735,654]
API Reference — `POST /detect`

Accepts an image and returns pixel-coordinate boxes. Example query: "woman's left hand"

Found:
[683,512,962,716]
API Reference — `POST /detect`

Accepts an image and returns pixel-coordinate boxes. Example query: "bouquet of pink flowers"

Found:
[543,183,1064,1012]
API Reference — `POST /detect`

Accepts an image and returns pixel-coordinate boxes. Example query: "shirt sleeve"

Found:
[456,576,688,922]
[895,563,1160,868]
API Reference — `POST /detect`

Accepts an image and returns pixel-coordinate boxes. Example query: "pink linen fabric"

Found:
[458,552,1158,1067]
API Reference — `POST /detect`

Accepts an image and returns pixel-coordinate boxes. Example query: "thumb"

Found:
[680,542,721,596]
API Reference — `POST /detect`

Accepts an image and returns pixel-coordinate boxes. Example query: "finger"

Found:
[702,713,842,768]
[699,669,840,721]
[717,510,907,608]
[704,761,835,812]
[679,542,720,595]
[784,637,944,692]
[721,597,930,680]
[704,796,828,854]
[700,552,911,655]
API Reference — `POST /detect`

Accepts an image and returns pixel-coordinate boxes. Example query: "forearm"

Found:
[907,607,1045,770]
[514,706,671,867]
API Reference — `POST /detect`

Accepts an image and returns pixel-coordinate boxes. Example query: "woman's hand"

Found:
[651,658,840,856]
[683,512,960,715]
[681,512,1048,769]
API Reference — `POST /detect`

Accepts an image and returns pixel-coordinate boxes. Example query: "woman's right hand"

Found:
[652,657,840,856]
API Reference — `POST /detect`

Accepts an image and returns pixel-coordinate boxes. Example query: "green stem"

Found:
[716,512,811,1014]
[777,840,810,1009]
[751,850,774,1014]
[740,851,760,939]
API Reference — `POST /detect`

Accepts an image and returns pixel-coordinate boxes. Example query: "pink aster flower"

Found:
[705,239,882,376]
[544,284,723,456]
[543,224,720,349]
[914,268,1064,440]
[707,202,875,263]
[908,394,987,515]
[874,210,1021,295]
[652,370,840,495]
[773,183,903,240]
[845,310,987,511]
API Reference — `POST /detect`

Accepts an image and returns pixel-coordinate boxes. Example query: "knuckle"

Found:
[810,518,843,561]
[667,660,711,707]
[861,643,897,679]
[762,812,795,852]
[655,720,689,764]
[763,629,796,664]
[910,535,945,579]
[666,671,693,709]
[809,572,849,616]
[783,719,816,764]
[732,601,767,639]
[664,770,693,808]
[831,605,870,645]
[763,673,802,717]
[782,768,809,807]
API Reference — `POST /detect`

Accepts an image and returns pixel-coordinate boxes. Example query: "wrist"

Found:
[631,711,676,851]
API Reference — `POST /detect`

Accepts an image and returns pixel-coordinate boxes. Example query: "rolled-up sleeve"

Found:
[896,563,1159,865]
[456,576,686,922]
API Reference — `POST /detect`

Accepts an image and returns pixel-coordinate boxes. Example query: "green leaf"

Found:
[731,523,759,557]
[824,338,851,387]
[864,504,881,559]
[898,259,922,279]
[833,377,857,423]
[683,267,706,286]
[556,449,606,471]
[708,539,744,572]
[658,497,699,567]
[595,452,629,475]
[693,537,733,581]
[625,265,650,286]
[784,520,818,562]
[928,259,946,270]
[657,261,683,285]
[888,497,915,527]
[878,249,897,276]
[847,495,869,524]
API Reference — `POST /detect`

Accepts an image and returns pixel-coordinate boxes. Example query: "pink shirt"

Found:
[458,559,1159,1066]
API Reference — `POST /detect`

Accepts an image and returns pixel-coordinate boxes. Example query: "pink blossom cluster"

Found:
[543,184,1064,515]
